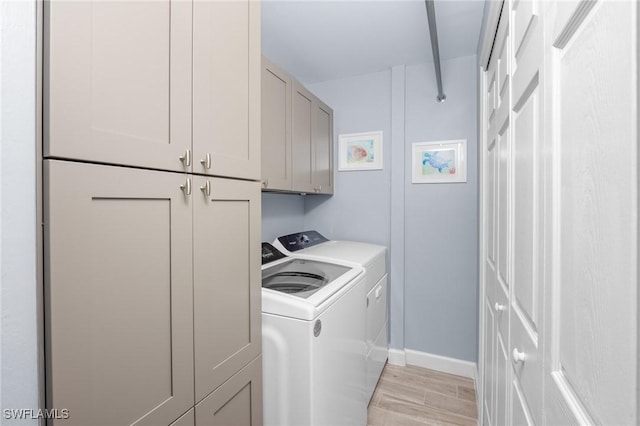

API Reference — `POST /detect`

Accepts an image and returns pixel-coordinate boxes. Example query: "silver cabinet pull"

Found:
[262,179,269,188]
[180,178,192,195]
[179,149,191,166]
[494,302,506,312]
[200,153,211,170]
[200,180,211,196]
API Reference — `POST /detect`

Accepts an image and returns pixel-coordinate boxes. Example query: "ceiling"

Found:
[262,0,486,84]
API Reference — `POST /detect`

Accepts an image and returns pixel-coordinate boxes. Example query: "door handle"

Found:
[179,149,191,167]
[494,302,506,312]
[512,348,526,363]
[262,179,269,188]
[180,178,192,195]
[200,180,211,197]
[200,153,212,170]
[375,285,382,300]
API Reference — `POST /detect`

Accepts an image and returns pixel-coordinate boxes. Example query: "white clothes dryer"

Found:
[273,231,388,402]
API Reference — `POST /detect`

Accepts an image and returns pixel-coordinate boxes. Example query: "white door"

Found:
[542,1,638,424]
[509,0,544,424]
[482,7,511,425]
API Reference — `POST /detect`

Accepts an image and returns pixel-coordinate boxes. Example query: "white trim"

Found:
[387,349,406,367]
[474,364,481,426]
[477,59,488,426]
[478,0,504,70]
[404,349,478,379]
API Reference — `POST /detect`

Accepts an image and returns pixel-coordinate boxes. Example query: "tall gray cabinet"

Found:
[43,1,262,425]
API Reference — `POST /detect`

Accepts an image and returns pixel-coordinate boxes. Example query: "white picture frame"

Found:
[411,139,467,183]
[338,131,383,171]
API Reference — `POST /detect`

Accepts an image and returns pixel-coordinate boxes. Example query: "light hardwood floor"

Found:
[368,363,478,426]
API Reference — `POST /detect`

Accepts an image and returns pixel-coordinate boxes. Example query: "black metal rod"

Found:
[425,0,446,102]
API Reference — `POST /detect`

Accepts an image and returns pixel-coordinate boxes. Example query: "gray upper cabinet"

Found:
[292,82,316,193]
[313,99,334,194]
[44,0,192,173]
[262,59,334,195]
[261,57,292,191]
[192,0,260,180]
[44,160,194,426]
[193,176,261,402]
[45,0,260,180]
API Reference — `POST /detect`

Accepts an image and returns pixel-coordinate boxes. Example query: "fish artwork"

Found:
[350,145,368,161]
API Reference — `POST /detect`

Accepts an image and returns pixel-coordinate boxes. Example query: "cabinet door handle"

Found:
[262,179,269,188]
[512,348,526,363]
[200,180,211,196]
[318,185,322,192]
[179,149,191,167]
[200,153,212,169]
[494,302,506,312]
[180,178,192,195]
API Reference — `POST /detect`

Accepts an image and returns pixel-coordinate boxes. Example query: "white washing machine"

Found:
[261,243,367,426]
[273,231,388,402]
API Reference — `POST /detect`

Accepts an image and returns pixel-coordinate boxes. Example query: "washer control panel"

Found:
[277,230,329,252]
[261,242,287,265]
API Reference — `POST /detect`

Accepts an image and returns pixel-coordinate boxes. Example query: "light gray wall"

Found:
[1,1,40,423]
[404,56,478,361]
[304,70,392,246]
[261,193,305,243]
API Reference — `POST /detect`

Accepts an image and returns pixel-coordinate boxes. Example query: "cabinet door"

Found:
[195,356,263,426]
[170,410,194,426]
[313,99,334,194]
[44,160,194,426]
[44,0,192,172]
[261,57,292,191]
[292,82,315,193]
[192,0,260,180]
[193,176,261,402]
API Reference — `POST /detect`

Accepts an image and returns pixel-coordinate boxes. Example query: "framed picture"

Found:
[411,139,467,183]
[338,131,383,171]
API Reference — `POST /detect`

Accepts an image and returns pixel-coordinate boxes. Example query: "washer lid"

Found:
[261,258,351,299]
[274,237,386,267]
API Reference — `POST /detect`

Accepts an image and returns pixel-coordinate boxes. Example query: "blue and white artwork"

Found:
[412,140,467,183]
[422,149,457,176]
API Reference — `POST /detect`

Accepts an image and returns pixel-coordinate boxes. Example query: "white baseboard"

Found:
[390,348,477,379]
[387,348,406,366]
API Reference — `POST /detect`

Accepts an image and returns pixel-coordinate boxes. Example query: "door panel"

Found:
[496,334,509,426]
[193,0,260,179]
[45,0,192,172]
[193,177,261,402]
[487,140,497,266]
[544,1,638,424]
[44,160,194,425]
[292,82,315,193]
[171,410,195,426]
[313,101,333,194]
[195,357,263,426]
[261,57,292,190]
[511,378,534,426]
[496,129,510,289]
[483,301,496,426]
